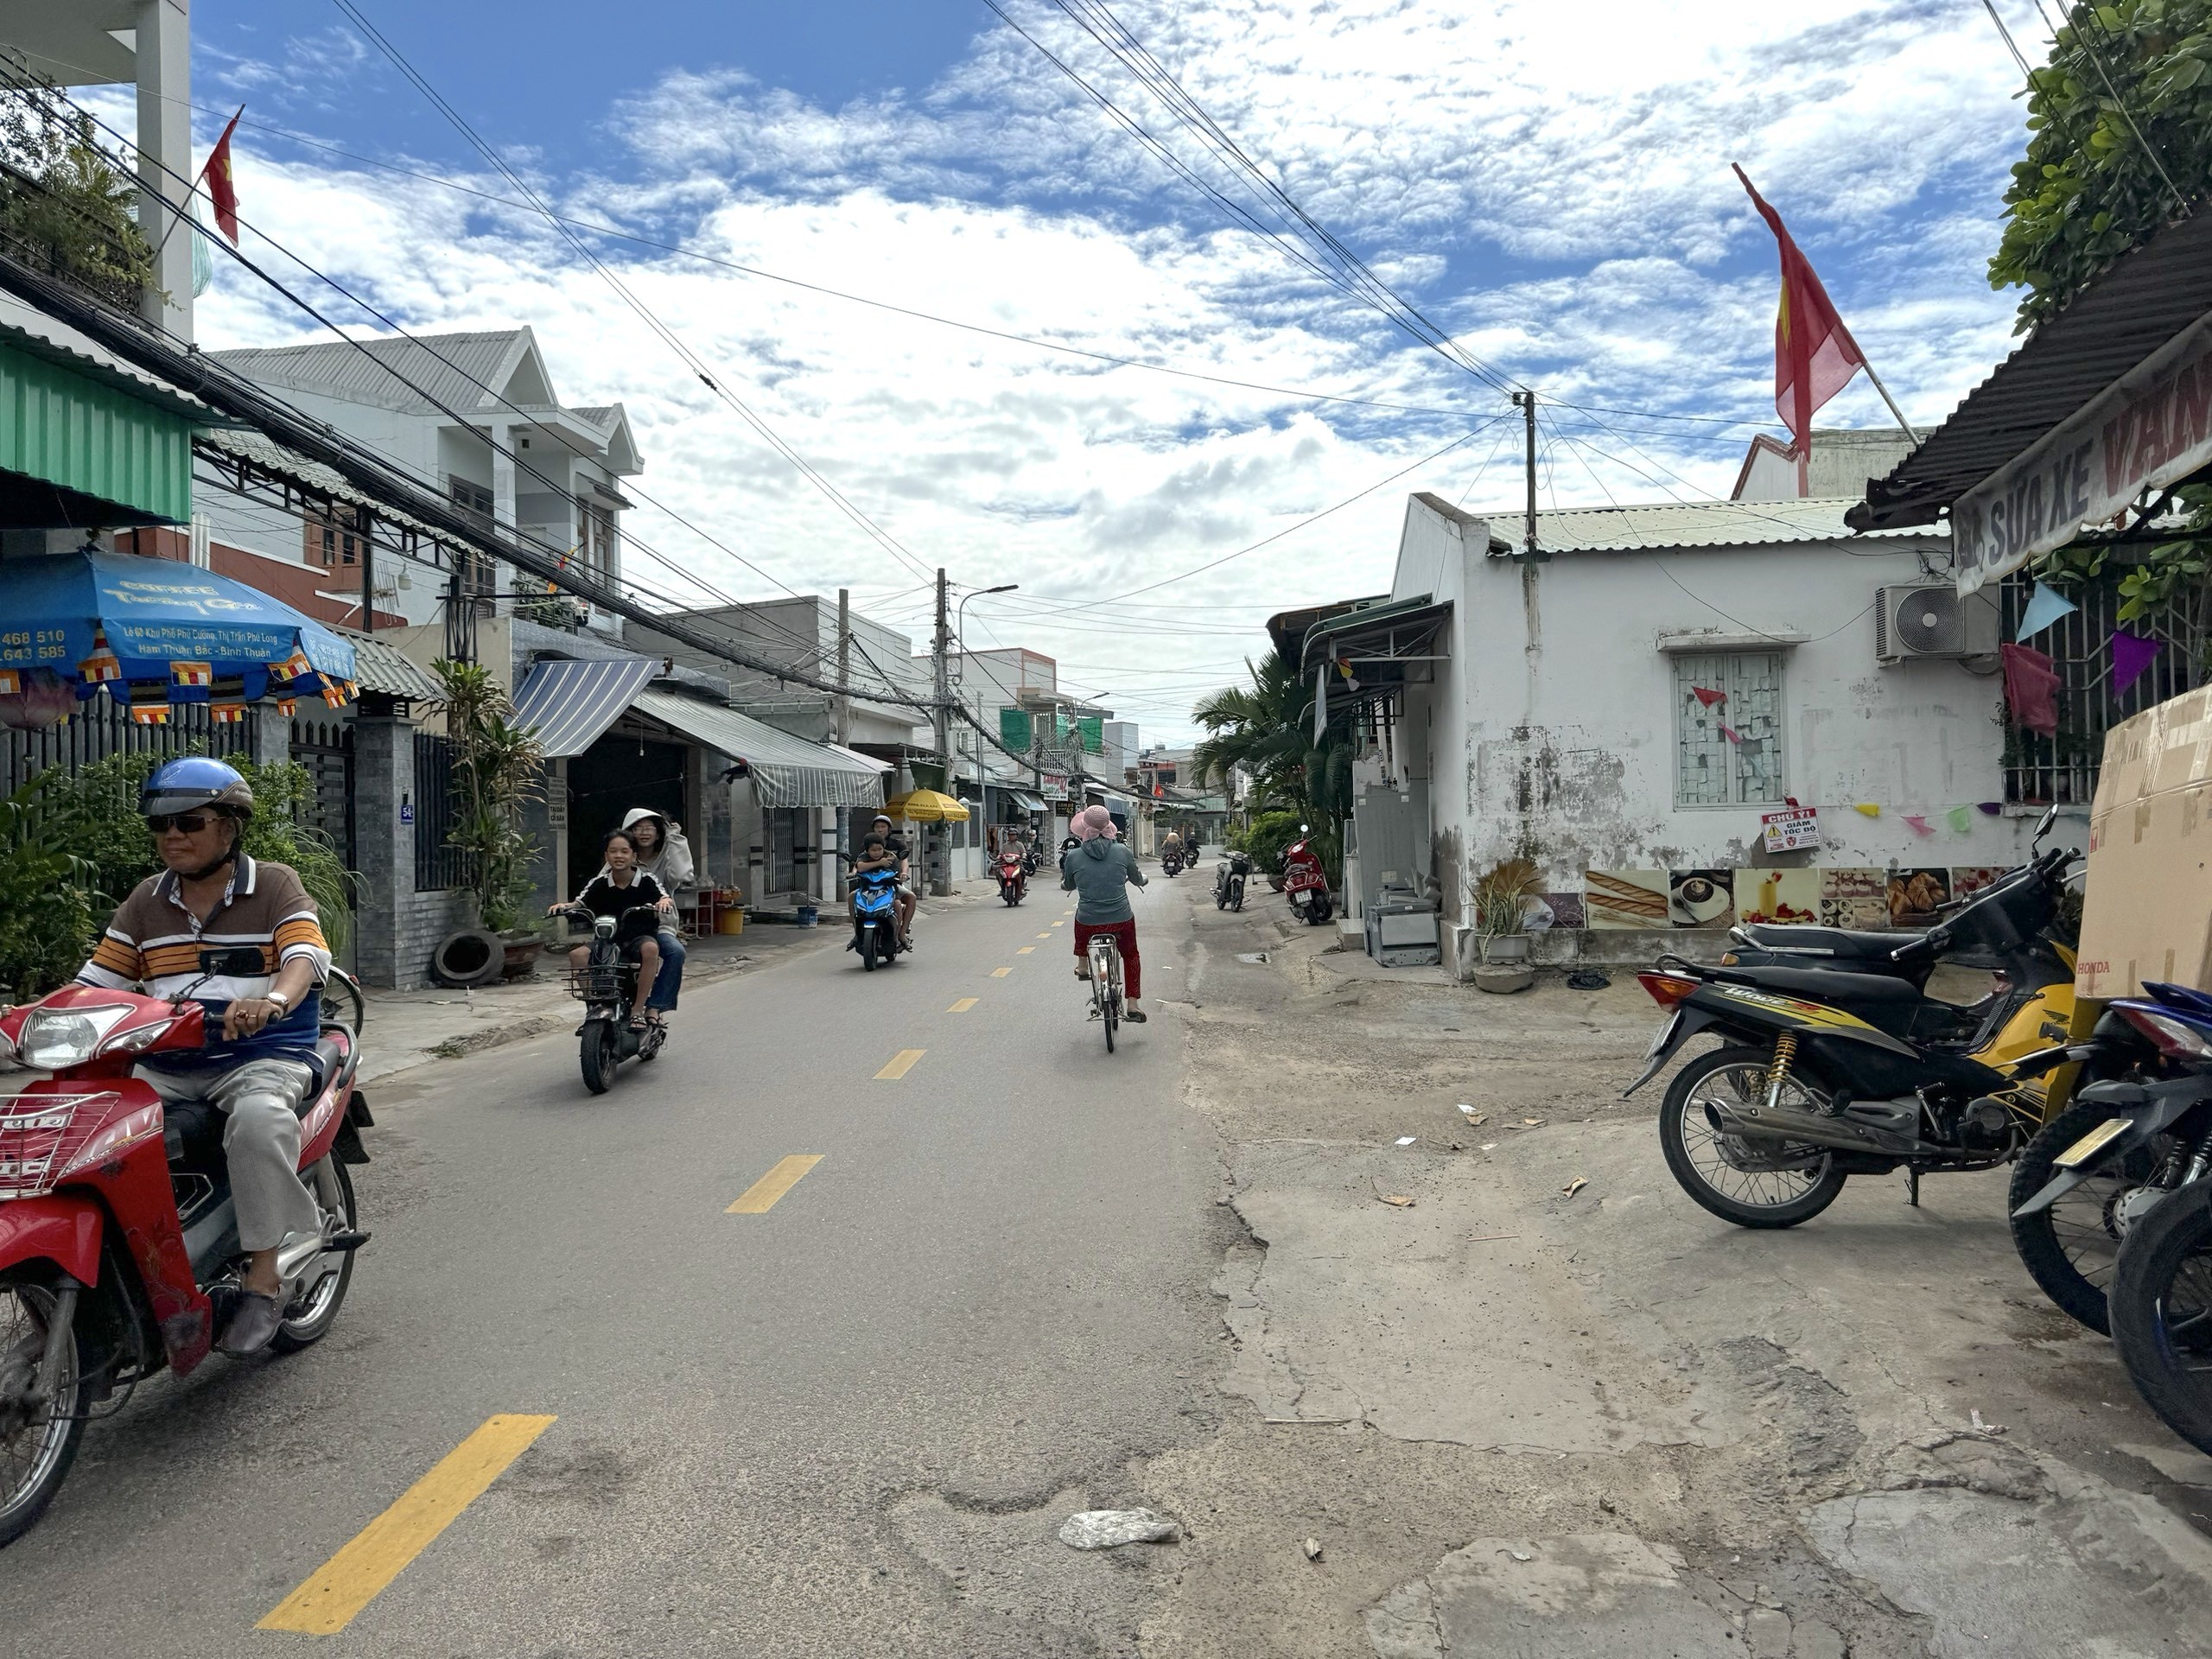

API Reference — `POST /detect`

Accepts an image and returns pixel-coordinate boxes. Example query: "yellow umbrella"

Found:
[886,788,971,823]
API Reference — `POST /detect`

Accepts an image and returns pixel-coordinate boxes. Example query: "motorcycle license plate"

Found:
[2053,1116,2133,1170]
[1643,1012,1681,1060]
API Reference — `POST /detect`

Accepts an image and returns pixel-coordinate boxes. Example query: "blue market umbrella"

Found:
[0,549,358,726]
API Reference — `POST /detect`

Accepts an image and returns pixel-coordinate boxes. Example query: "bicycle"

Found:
[1086,931,1125,1053]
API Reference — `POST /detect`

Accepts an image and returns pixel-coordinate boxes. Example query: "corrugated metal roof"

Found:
[195,426,451,542]
[1854,209,2212,530]
[1516,496,1936,554]
[209,329,537,418]
[0,302,223,424]
[329,626,444,702]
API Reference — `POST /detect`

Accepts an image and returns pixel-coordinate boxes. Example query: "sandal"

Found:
[628,1014,649,1033]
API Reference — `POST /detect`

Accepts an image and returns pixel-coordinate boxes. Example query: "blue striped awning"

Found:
[511,655,659,758]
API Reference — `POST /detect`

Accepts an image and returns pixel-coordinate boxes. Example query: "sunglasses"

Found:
[147,811,218,835]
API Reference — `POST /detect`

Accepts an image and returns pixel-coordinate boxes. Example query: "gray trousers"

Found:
[141,1059,324,1252]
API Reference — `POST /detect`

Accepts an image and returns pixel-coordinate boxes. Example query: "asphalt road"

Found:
[3,873,1225,1656]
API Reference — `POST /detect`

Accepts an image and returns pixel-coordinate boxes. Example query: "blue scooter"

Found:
[849,865,906,971]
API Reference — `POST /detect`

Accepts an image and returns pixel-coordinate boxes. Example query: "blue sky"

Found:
[175,0,2051,733]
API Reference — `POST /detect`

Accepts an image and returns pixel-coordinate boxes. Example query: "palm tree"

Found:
[1191,648,1354,825]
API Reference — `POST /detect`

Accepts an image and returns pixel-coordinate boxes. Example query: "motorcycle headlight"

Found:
[17,1007,131,1071]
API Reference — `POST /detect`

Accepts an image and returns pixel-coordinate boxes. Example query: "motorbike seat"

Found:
[1706,963,1923,1007]
[1734,924,1923,960]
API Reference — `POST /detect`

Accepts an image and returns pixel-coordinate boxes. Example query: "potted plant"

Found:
[1470,858,1546,965]
[433,658,547,977]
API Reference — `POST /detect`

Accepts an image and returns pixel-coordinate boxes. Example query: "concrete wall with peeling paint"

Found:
[1383,494,2077,934]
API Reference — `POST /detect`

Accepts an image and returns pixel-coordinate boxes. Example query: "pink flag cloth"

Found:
[2111,630,2161,697]
[1692,686,1726,708]
[1999,643,2061,736]
[1719,724,1742,743]
[1902,814,1935,836]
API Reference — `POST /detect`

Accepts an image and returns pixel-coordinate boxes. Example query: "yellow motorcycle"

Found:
[1626,810,2086,1228]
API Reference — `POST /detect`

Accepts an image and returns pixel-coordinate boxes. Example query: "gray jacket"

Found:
[1061,836,1147,924]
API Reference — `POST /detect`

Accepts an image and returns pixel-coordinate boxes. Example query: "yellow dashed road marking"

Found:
[726,1154,825,1214]
[948,997,978,1014]
[1017,946,1035,955]
[258,1414,556,1634]
[991,967,1012,979]
[875,1049,926,1080]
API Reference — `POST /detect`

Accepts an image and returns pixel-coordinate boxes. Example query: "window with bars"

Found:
[302,504,368,569]
[1674,652,1785,807]
[1999,570,2204,805]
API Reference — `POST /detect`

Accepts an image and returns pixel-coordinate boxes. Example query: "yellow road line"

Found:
[726,1154,824,1214]
[991,967,1012,978]
[1051,920,1066,928]
[875,1048,926,1080]
[1017,946,1035,955]
[948,996,978,1013]
[1036,932,1052,939]
[258,1414,556,1635]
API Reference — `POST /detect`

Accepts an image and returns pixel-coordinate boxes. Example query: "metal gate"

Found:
[289,716,356,874]
[1,701,264,798]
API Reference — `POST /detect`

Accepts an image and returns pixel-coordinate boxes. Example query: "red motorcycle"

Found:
[0,977,372,1546]
[1283,825,1333,926]
[995,849,1028,906]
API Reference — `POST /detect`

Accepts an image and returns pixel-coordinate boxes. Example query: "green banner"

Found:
[1077,715,1103,753]
[998,708,1033,751]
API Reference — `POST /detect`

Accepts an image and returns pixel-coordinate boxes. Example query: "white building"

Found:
[207,328,641,664]
[1313,489,2071,969]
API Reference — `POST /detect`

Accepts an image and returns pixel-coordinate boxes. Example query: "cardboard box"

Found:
[2075,684,2212,1001]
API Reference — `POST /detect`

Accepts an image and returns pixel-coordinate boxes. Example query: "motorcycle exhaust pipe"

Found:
[1707,1099,1934,1158]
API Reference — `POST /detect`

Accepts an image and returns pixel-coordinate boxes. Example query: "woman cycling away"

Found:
[1062,804,1149,1022]
[552,828,663,1032]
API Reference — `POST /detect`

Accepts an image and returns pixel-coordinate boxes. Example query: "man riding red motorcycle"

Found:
[995,841,1027,906]
[0,757,370,1546]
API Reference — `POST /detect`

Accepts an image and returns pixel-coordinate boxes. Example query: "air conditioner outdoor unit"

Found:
[1874,584,2000,665]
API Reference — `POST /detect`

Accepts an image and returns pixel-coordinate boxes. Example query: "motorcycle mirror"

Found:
[2033,803,2057,843]
[1299,823,1309,833]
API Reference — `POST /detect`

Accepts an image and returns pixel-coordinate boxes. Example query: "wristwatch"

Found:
[263,989,290,1012]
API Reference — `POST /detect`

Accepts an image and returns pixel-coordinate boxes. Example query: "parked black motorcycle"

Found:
[1625,820,2082,1228]
[1215,849,1252,912]
[556,902,667,1094]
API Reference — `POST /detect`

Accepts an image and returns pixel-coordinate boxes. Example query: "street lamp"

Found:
[953,583,1020,684]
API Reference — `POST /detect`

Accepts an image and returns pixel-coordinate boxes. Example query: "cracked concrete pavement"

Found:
[1125,873,2212,1656]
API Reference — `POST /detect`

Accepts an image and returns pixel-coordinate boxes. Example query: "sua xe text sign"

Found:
[1953,313,2212,594]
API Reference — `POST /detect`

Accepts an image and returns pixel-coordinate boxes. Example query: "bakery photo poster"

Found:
[1577,866,2010,931]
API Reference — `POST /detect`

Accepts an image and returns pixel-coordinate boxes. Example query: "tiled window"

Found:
[1674,652,1784,807]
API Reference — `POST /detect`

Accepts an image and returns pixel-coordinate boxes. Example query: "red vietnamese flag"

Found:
[1733,165,1867,491]
[204,107,243,243]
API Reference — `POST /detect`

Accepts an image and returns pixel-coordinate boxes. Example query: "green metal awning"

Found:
[0,333,201,524]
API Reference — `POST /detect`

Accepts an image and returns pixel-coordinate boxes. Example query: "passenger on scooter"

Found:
[860,811,917,947]
[1160,829,1183,867]
[1063,804,1150,1023]
[554,830,662,1033]
[598,808,689,1022]
[71,758,332,1356]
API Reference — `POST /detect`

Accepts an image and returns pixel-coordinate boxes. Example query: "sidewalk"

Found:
[355,879,1001,1085]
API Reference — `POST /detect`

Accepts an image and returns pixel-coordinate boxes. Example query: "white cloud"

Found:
[191,0,2044,734]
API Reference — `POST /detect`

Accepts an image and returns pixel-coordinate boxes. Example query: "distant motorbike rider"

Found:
[556,828,663,1032]
[1160,829,1183,868]
[1063,804,1150,1023]
[72,757,332,1356]
[596,807,690,1023]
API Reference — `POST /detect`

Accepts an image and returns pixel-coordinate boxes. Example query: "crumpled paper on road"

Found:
[1058,1508,1180,1548]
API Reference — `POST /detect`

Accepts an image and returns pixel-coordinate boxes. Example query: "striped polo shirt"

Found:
[79,853,332,1073]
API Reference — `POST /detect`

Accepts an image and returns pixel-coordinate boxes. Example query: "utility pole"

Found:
[835,588,851,747]
[930,566,953,895]
[1510,391,1545,562]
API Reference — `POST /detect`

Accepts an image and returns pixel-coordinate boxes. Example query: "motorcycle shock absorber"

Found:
[1764,1031,1799,1114]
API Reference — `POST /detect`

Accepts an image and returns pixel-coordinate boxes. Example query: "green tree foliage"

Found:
[0,772,98,997]
[434,659,545,933]
[0,84,158,308]
[1990,0,2212,332]
[1192,649,1353,878]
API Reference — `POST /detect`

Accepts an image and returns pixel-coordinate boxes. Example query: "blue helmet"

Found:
[140,756,256,822]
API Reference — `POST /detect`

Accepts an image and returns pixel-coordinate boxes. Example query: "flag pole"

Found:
[1858,359,1918,444]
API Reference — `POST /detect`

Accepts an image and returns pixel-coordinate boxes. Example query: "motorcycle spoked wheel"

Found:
[580,1018,621,1093]
[274,1157,358,1354]
[2109,1179,2212,1457]
[1657,1046,1848,1229]
[0,1277,92,1549]
[2007,1096,2165,1335]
